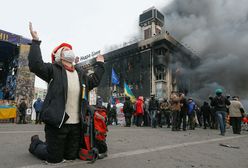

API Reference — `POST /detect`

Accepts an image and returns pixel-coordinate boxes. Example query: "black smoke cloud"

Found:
[162,0,248,101]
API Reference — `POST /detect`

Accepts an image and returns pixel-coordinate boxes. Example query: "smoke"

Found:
[162,0,248,100]
[241,100,248,112]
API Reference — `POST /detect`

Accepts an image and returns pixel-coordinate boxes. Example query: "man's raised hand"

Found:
[29,22,39,40]
[96,54,104,63]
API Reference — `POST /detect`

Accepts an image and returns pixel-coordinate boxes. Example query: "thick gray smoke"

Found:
[162,0,248,105]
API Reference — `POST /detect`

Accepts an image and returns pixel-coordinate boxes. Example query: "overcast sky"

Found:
[1,0,172,88]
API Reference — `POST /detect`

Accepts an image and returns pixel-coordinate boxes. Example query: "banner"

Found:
[0,105,16,119]
[0,29,31,45]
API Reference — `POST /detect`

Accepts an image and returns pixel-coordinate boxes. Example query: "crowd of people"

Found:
[107,88,247,136]
[7,84,246,137]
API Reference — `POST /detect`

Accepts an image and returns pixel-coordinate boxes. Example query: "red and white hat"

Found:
[51,43,72,63]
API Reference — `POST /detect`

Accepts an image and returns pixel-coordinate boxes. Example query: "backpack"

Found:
[94,107,108,142]
[215,96,226,108]
[79,106,108,162]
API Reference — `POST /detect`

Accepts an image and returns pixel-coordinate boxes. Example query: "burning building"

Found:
[78,7,199,102]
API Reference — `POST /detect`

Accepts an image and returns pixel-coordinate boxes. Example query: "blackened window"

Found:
[144,28,152,39]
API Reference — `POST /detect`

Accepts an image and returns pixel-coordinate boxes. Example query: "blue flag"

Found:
[111,68,120,85]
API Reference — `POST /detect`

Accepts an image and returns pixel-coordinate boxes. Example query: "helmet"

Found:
[215,88,223,94]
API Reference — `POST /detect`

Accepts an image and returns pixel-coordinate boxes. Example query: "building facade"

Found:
[34,87,47,100]
[79,8,199,102]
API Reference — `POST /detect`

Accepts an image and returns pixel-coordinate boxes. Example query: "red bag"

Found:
[79,107,108,162]
[94,108,108,141]
[242,117,248,123]
[79,148,99,161]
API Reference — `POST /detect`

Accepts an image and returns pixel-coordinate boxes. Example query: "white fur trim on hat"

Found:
[54,47,64,62]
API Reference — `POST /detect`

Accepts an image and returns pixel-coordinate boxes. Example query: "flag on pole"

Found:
[124,82,136,102]
[111,68,120,85]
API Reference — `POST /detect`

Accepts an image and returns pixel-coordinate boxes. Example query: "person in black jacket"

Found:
[123,96,133,127]
[210,89,230,136]
[18,98,27,124]
[3,87,10,100]
[28,23,105,163]
[178,93,188,131]
[148,94,159,128]
[201,101,211,129]
[109,104,118,125]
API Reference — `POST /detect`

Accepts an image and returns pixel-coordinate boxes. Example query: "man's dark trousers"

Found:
[29,124,80,163]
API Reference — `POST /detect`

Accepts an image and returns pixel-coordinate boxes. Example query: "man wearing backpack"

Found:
[210,89,231,136]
